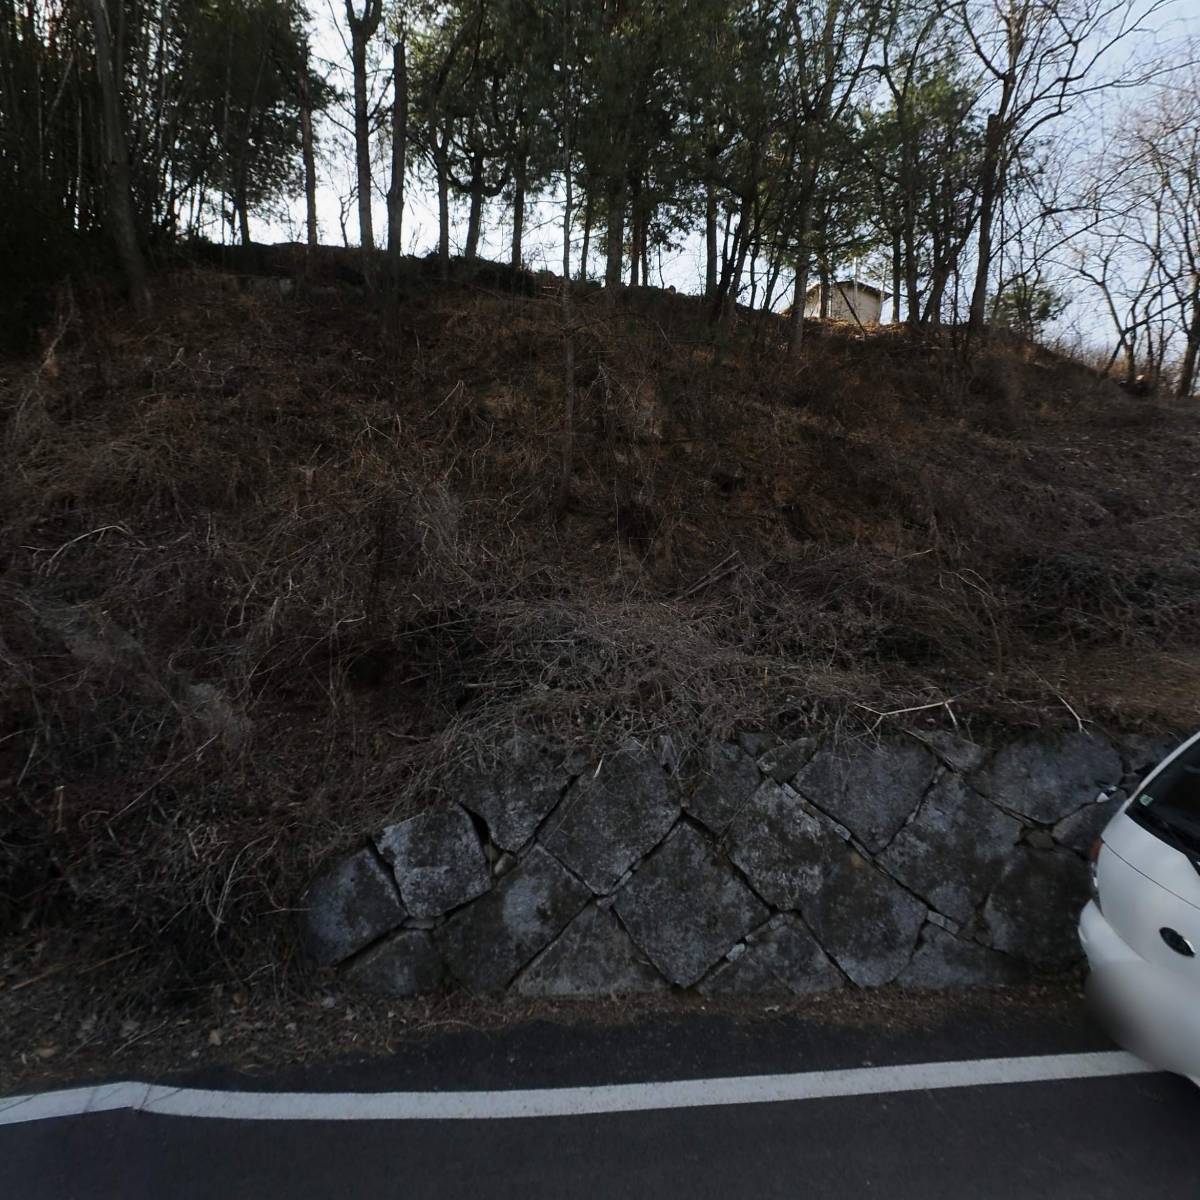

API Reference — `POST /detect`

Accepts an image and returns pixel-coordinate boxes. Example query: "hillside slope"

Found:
[2,264,1199,985]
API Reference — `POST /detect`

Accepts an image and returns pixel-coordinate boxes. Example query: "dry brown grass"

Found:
[2,265,1199,990]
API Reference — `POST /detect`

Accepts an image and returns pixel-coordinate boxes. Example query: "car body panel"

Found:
[1094,840,1200,974]
[1080,731,1200,1082]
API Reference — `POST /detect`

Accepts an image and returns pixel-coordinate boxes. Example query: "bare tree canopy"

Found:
[0,0,1194,388]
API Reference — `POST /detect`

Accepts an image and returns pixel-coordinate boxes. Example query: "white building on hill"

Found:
[803,280,887,325]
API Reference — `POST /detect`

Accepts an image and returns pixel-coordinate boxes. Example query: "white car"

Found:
[1080,732,1200,1083]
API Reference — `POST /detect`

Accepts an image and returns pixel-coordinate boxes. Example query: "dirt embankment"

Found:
[2,263,1198,997]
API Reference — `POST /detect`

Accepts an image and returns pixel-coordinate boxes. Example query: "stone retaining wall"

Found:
[301,730,1176,998]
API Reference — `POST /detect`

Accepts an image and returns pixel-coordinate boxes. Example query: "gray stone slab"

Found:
[540,745,679,893]
[343,930,445,997]
[727,781,840,910]
[796,842,927,987]
[1117,733,1181,780]
[879,774,1022,924]
[514,905,668,997]
[793,739,937,853]
[699,915,843,996]
[737,731,776,758]
[897,924,1027,989]
[377,805,491,918]
[301,847,406,968]
[969,732,1122,825]
[981,847,1088,968]
[453,740,575,851]
[434,844,591,991]
[757,738,819,783]
[909,731,987,774]
[684,742,762,834]
[613,823,769,987]
[1053,794,1124,857]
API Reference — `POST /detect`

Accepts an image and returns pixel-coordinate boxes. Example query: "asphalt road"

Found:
[3,995,1198,1199]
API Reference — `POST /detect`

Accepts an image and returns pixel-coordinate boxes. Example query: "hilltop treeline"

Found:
[3,1,1198,392]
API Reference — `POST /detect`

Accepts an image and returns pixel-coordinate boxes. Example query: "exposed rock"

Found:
[514,905,667,996]
[301,847,405,967]
[1024,829,1056,850]
[970,732,1122,825]
[493,851,519,877]
[880,775,1022,924]
[343,930,444,997]
[698,915,843,996]
[910,731,987,774]
[540,745,679,893]
[982,847,1088,968]
[435,845,590,991]
[684,742,762,834]
[614,823,769,987]
[727,782,837,910]
[793,739,937,853]
[376,806,491,918]
[1053,794,1124,857]
[1117,733,1181,780]
[927,909,961,934]
[757,738,819,783]
[897,924,1026,989]
[796,842,927,987]
[453,739,575,852]
[737,731,776,758]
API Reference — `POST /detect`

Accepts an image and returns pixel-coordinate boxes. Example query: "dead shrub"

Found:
[3,268,1199,989]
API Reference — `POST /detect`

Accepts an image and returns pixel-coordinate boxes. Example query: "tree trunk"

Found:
[924,266,950,326]
[721,200,753,328]
[511,151,526,270]
[763,252,782,313]
[437,148,451,280]
[968,113,1003,337]
[603,175,625,295]
[898,224,919,323]
[351,35,372,253]
[346,0,382,283]
[557,0,575,515]
[890,233,901,324]
[628,200,640,287]
[387,35,407,280]
[788,255,810,360]
[464,152,484,262]
[748,232,759,310]
[578,190,592,279]
[85,0,150,314]
[300,46,319,259]
[704,182,719,299]
[1178,284,1200,399]
[787,199,813,360]
[819,261,831,318]
[236,187,250,246]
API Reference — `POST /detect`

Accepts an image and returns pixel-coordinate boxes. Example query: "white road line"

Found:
[0,1051,1156,1128]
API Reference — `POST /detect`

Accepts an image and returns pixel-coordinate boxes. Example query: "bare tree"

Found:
[299,41,320,261]
[387,29,408,282]
[345,0,383,280]
[557,0,576,514]
[777,0,883,358]
[85,0,151,314]
[950,0,1170,338]
[1071,66,1200,396]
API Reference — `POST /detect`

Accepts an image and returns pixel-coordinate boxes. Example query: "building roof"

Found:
[804,279,888,300]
